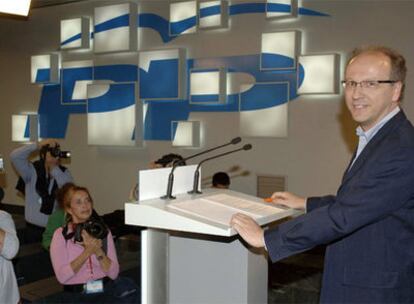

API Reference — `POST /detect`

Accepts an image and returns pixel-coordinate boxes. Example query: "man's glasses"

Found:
[341,80,398,89]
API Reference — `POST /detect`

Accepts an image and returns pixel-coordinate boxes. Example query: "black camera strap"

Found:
[34,160,60,215]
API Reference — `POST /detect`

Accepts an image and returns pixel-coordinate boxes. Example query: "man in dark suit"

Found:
[231,46,414,303]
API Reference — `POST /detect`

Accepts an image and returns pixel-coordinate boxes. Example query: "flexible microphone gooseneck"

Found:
[188,144,252,195]
[161,137,243,200]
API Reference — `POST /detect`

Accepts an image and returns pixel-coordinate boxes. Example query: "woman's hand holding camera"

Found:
[70,230,103,274]
[81,230,102,255]
[81,230,112,272]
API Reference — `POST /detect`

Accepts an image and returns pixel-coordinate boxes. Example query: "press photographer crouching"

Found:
[50,184,138,303]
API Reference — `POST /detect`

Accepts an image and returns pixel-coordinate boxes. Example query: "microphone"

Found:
[161,137,242,200]
[188,144,252,195]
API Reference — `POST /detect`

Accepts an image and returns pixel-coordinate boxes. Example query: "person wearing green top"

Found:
[42,208,66,250]
[42,183,74,250]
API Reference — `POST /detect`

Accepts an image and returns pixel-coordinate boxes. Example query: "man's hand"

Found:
[38,139,58,149]
[270,191,306,210]
[230,213,265,248]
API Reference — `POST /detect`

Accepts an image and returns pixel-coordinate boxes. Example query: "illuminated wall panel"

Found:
[266,0,298,18]
[31,54,60,84]
[298,54,339,94]
[239,82,289,138]
[135,97,144,147]
[12,114,38,142]
[261,31,300,70]
[190,68,226,104]
[170,1,197,36]
[94,3,137,53]
[94,53,138,83]
[199,1,228,29]
[87,82,138,146]
[60,17,90,50]
[172,121,201,147]
[61,60,93,105]
[139,49,186,100]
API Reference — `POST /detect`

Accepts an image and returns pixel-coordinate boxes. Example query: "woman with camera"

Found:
[49,183,136,303]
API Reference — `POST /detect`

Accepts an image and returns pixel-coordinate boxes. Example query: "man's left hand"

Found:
[230,213,265,248]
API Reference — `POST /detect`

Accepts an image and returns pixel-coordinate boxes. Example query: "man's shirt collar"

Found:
[356,106,401,142]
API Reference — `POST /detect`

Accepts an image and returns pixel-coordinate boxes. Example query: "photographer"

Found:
[10,139,73,243]
[50,184,136,303]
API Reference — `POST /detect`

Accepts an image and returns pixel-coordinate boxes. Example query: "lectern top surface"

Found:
[125,189,299,237]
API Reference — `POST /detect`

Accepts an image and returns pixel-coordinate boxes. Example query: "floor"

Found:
[5,205,324,303]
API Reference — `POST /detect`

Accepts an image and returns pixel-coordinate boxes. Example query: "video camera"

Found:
[47,144,71,159]
[74,218,108,242]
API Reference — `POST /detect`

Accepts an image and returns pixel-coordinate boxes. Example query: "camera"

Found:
[48,144,71,159]
[74,218,108,242]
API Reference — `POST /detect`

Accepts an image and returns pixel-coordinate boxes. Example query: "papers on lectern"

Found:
[167,193,286,227]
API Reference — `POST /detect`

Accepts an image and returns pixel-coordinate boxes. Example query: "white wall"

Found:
[1,0,413,213]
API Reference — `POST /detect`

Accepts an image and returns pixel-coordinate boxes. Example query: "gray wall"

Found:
[1,0,413,213]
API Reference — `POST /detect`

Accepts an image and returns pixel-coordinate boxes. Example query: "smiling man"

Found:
[231,46,414,303]
[345,49,403,131]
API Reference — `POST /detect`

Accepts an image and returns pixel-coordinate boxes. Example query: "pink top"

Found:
[50,227,119,285]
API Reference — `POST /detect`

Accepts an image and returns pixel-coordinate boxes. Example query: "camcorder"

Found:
[47,144,71,159]
[74,218,108,242]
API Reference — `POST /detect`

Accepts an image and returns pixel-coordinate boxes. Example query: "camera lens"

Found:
[59,151,71,158]
[85,220,107,240]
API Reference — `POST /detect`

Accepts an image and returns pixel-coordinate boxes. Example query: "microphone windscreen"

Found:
[243,144,252,150]
[231,137,242,144]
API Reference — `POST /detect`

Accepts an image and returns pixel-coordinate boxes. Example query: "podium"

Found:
[125,165,298,304]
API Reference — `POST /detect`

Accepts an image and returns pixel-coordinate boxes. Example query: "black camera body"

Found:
[48,145,71,159]
[74,219,108,242]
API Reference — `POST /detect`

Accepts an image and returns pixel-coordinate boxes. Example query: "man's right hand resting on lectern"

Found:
[230,213,265,248]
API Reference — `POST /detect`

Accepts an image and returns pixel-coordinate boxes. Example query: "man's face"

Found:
[45,150,59,169]
[344,52,402,131]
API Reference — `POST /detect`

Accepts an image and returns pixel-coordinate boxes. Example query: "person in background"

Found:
[10,139,73,244]
[41,183,74,250]
[149,153,186,169]
[50,183,137,303]
[231,46,414,302]
[212,171,231,189]
[129,153,186,202]
[0,209,20,304]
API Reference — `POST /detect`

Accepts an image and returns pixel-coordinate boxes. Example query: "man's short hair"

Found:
[348,46,407,100]
[154,153,186,167]
[212,172,230,188]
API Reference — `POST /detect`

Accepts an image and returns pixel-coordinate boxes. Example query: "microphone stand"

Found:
[188,144,252,195]
[161,165,179,200]
[161,137,242,200]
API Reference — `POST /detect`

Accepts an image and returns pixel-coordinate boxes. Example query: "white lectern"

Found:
[125,165,298,304]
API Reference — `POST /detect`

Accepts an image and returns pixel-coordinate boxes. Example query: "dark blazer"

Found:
[265,111,414,303]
